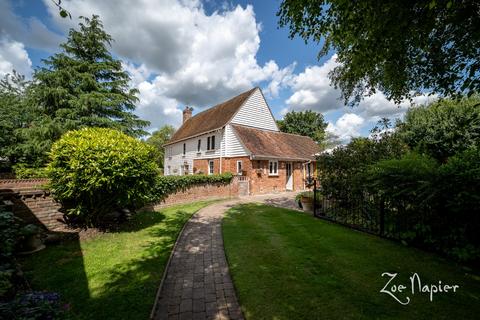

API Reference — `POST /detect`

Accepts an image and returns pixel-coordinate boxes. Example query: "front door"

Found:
[286,162,293,191]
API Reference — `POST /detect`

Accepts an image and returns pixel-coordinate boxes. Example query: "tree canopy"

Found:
[278,0,480,105]
[0,72,33,165]
[146,125,176,169]
[397,96,480,162]
[277,110,327,145]
[19,15,149,165]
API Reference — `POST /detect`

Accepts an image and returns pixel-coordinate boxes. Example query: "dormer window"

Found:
[207,135,215,150]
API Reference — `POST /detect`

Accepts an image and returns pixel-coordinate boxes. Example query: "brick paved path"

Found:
[151,200,244,320]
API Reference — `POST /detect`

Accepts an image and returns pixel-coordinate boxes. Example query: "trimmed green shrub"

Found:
[12,164,48,179]
[47,128,159,226]
[149,173,234,203]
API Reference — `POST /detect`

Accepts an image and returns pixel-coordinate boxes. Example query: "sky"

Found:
[0,0,436,142]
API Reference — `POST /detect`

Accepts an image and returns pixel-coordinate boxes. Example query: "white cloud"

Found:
[0,38,32,78]
[0,0,63,52]
[326,113,365,143]
[41,0,294,130]
[45,0,293,107]
[286,55,342,113]
[286,54,436,116]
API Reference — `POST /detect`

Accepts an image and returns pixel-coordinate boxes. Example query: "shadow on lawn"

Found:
[80,210,191,319]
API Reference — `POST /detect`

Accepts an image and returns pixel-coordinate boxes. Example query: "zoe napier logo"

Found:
[380,272,460,305]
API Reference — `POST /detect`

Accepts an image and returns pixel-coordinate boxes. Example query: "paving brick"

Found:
[152,201,253,320]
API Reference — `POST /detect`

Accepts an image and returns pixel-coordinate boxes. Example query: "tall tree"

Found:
[397,96,480,162]
[0,72,32,165]
[24,15,149,165]
[277,110,327,144]
[146,125,176,169]
[278,1,480,105]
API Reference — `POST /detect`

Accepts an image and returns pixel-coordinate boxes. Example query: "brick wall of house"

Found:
[0,179,65,230]
[194,157,311,194]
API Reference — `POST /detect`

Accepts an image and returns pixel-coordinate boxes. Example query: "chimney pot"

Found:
[182,106,193,123]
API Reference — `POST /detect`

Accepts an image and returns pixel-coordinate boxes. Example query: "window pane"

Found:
[211,136,215,149]
[197,139,201,151]
[183,143,186,155]
[274,161,278,173]
[207,137,210,150]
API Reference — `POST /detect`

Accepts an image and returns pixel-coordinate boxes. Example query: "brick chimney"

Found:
[183,106,193,123]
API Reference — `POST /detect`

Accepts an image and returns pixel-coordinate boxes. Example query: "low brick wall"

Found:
[0,179,65,230]
[1,178,240,229]
[150,180,239,210]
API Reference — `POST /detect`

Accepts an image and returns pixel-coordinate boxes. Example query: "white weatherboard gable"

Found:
[164,88,278,175]
[230,88,279,131]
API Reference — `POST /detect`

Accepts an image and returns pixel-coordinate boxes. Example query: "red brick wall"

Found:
[0,179,64,231]
[149,180,239,209]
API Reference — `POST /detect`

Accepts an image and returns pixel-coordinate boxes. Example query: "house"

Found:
[163,87,320,194]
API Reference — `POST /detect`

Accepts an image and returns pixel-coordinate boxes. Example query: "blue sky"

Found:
[0,0,434,142]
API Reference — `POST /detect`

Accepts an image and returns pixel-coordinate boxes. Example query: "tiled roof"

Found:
[166,88,257,145]
[232,124,320,161]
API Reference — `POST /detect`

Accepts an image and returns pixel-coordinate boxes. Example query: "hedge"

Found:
[149,173,234,203]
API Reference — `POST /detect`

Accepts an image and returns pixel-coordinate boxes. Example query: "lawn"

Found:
[223,204,480,320]
[20,201,215,320]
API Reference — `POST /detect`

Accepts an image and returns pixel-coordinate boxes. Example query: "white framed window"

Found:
[208,160,214,175]
[183,143,186,155]
[269,160,278,176]
[236,160,243,175]
[197,139,201,152]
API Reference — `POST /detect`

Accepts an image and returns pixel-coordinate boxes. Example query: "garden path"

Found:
[151,193,297,320]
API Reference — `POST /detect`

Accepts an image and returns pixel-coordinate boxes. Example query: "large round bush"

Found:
[48,128,158,226]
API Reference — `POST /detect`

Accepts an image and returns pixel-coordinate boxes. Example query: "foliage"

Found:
[223,204,480,319]
[363,149,480,262]
[12,164,48,179]
[0,291,70,320]
[149,173,233,203]
[22,15,148,166]
[278,1,480,105]
[364,152,439,203]
[0,209,20,299]
[397,96,480,162]
[318,121,408,200]
[21,201,214,319]
[146,125,175,169]
[47,128,158,227]
[0,72,33,164]
[295,190,322,204]
[277,110,328,145]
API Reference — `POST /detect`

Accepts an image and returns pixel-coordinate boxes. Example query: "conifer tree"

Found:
[24,15,149,165]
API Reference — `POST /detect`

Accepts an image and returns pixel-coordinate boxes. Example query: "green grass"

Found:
[223,204,480,320]
[20,201,215,320]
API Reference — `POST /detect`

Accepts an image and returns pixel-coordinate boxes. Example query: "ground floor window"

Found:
[269,160,278,176]
[208,160,214,175]
[236,161,242,175]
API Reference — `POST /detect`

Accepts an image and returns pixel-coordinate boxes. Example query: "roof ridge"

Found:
[165,87,257,145]
[185,87,257,122]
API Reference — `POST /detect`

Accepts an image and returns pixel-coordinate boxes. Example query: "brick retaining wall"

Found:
[0,179,65,230]
[148,179,239,210]
[1,178,240,230]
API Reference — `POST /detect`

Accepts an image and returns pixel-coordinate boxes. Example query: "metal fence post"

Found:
[380,198,385,236]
